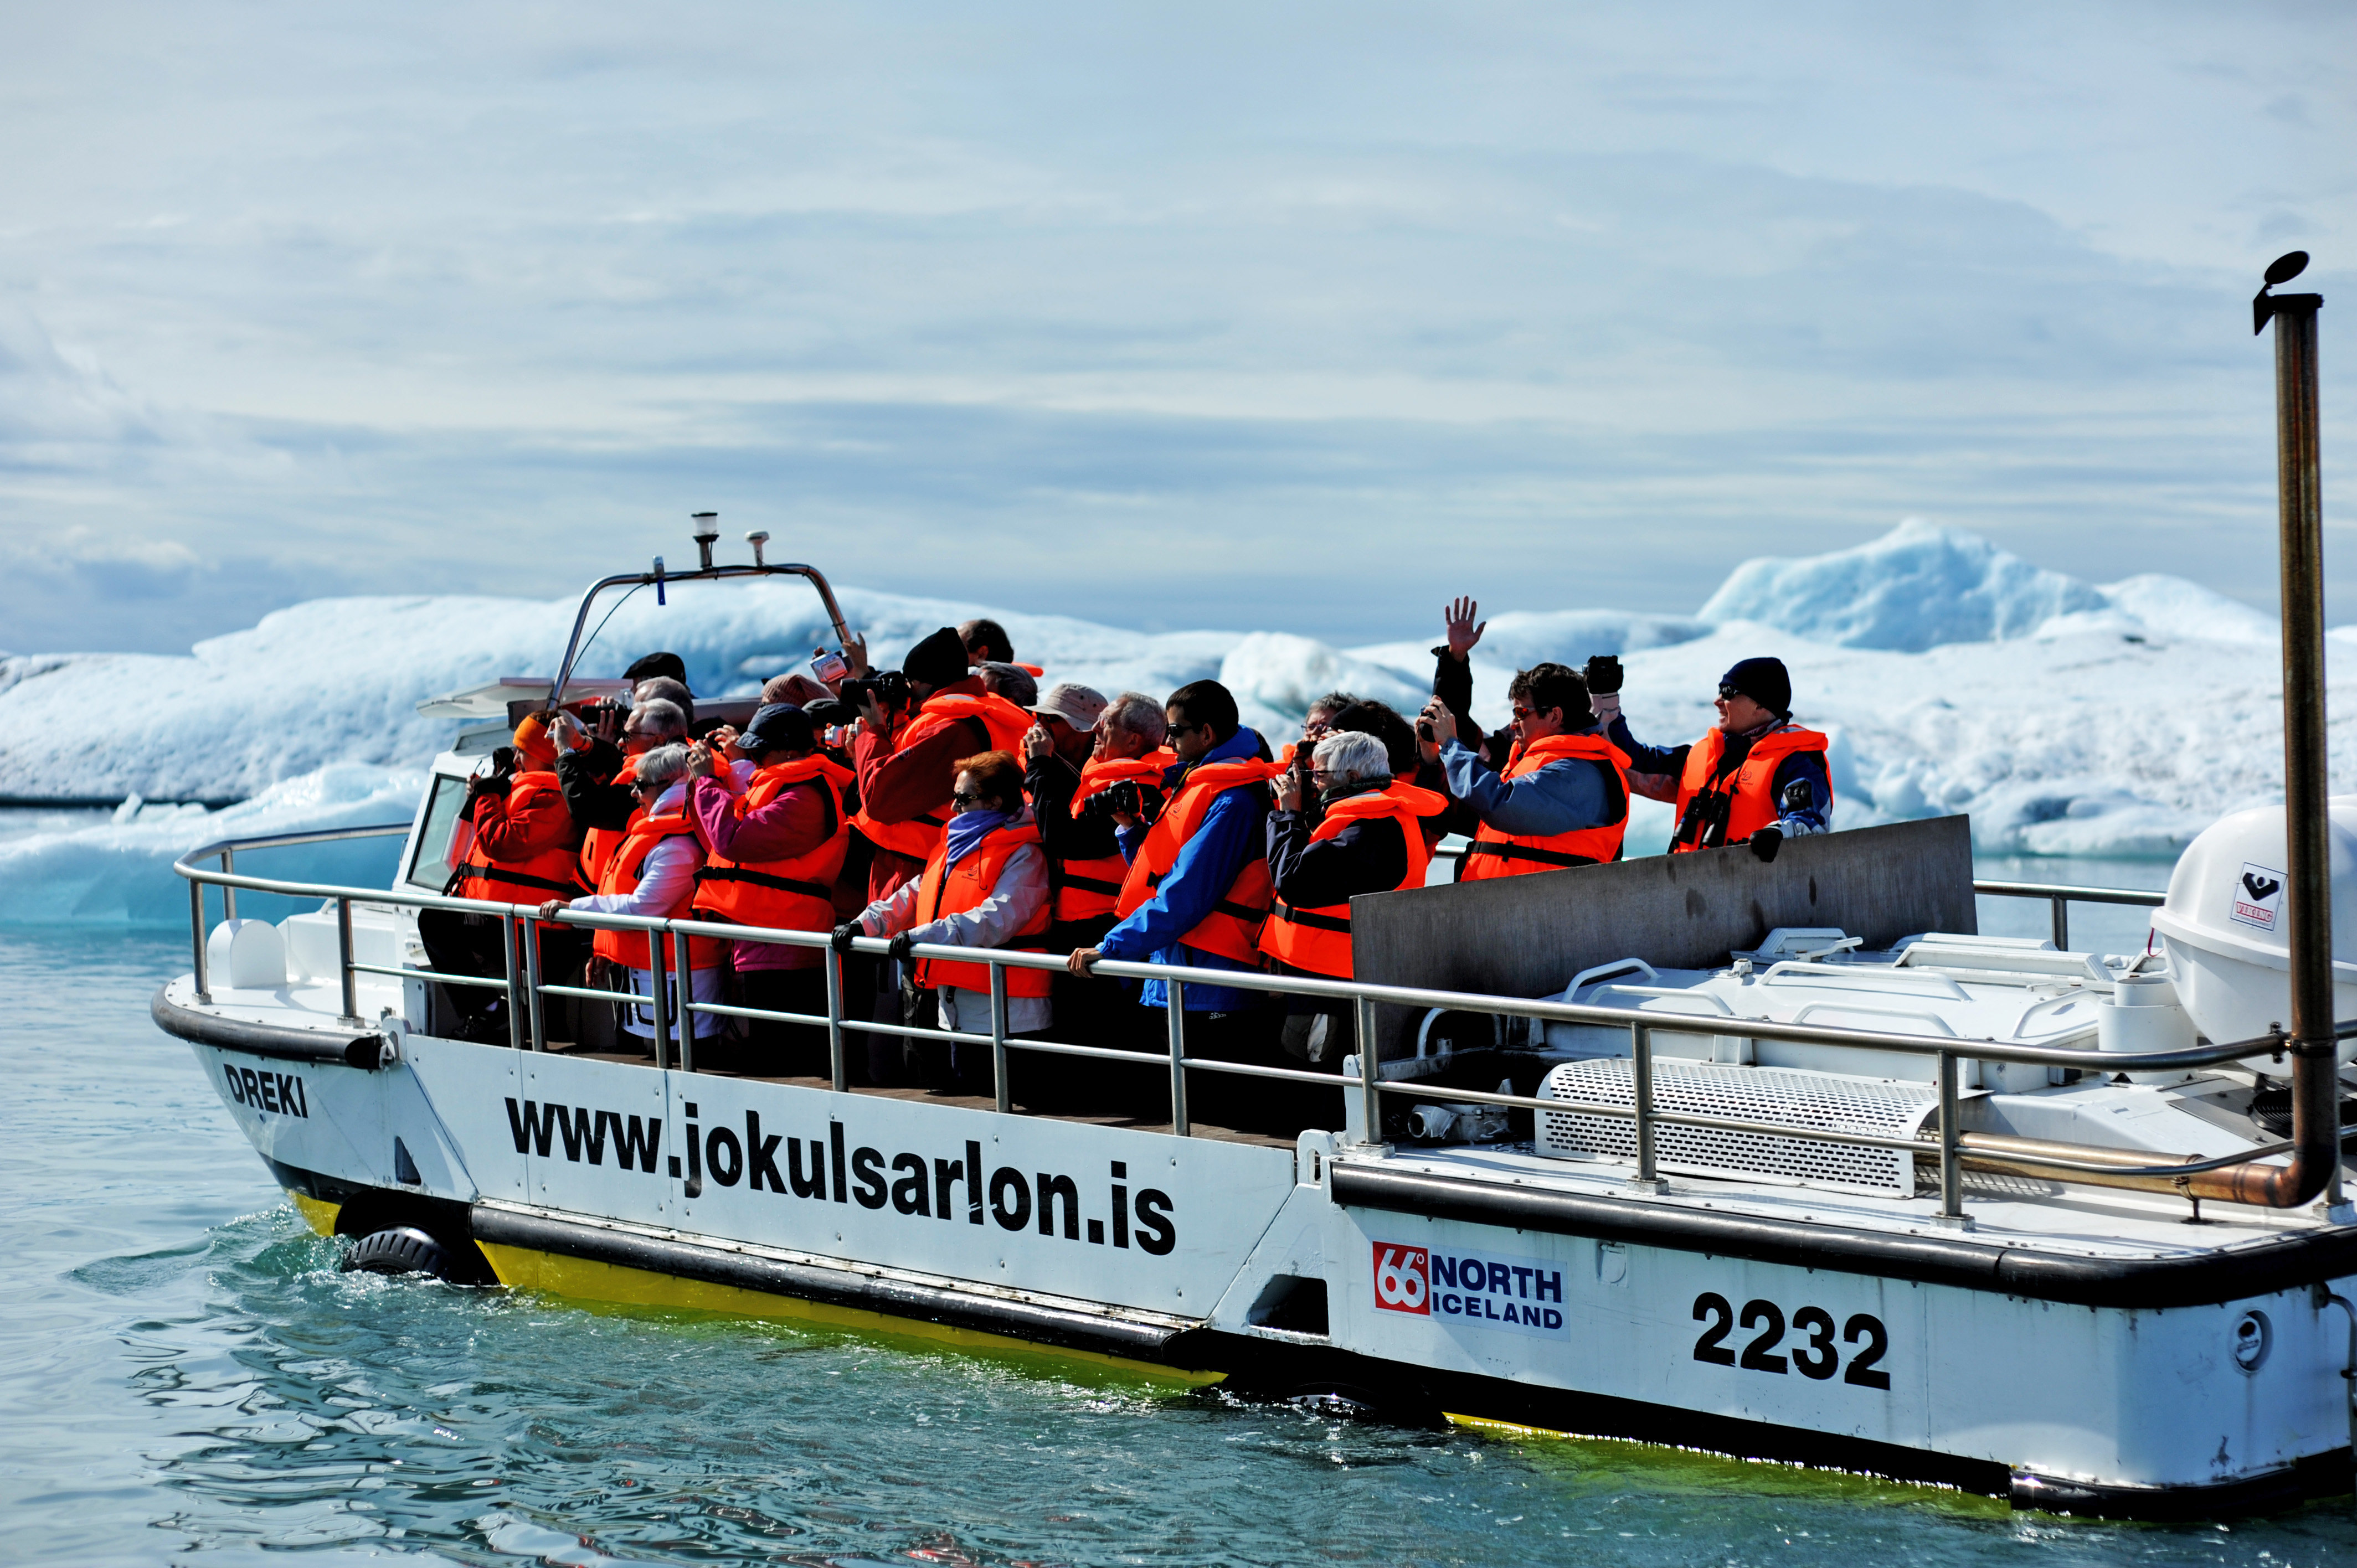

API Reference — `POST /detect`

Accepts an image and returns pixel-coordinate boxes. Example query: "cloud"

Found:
[0,2,2349,655]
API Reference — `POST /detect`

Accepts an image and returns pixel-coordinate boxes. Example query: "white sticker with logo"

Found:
[1371,1240,1567,1339]
[2231,862,2287,933]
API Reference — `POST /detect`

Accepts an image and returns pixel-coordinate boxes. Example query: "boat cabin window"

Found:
[403,775,474,892]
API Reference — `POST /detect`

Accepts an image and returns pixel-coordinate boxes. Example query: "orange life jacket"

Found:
[1671,724,1832,853]
[577,760,636,888]
[591,809,727,971]
[691,756,855,934]
[850,690,1035,860]
[1460,732,1632,880]
[911,819,1054,997]
[1260,780,1449,978]
[460,771,588,905]
[1113,756,1282,966]
[1052,750,1176,922]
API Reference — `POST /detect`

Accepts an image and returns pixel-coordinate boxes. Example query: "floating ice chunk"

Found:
[2094,574,2279,644]
[1217,632,1430,734]
[0,762,421,927]
[1700,518,2106,651]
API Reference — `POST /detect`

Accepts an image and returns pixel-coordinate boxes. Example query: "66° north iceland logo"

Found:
[1372,1242,1430,1314]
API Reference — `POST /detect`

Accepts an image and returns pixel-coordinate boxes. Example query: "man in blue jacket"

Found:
[1068,679,1279,1122]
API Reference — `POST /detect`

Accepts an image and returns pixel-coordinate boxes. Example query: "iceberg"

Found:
[0,519,2333,925]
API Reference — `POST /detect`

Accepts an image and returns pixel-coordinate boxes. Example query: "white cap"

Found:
[1030,681,1109,731]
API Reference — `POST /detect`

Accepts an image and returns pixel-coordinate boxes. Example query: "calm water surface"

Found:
[12,855,2357,1565]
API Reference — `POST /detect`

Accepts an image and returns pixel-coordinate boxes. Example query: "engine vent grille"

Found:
[1536,1059,1939,1196]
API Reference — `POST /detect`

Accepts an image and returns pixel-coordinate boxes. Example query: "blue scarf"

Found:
[943,807,1015,869]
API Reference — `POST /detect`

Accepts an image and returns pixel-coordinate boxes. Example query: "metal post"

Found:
[990,962,1011,1115]
[1356,992,1384,1147]
[1630,1022,1665,1192]
[191,879,212,1003]
[2269,276,2341,1210]
[824,944,848,1092]
[500,914,525,1051]
[1937,1049,1967,1226]
[672,928,697,1074]
[2050,895,2069,952]
[220,847,236,922]
[336,897,361,1025]
[647,928,672,1071]
[1165,978,1188,1136]
[523,916,547,1052]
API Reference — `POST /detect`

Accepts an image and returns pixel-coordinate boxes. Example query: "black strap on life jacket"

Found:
[1058,870,1124,895]
[467,865,589,896]
[1269,899,1352,932]
[693,866,835,901]
[1461,842,1599,869]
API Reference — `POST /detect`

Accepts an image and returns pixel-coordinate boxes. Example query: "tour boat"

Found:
[150,260,2355,1517]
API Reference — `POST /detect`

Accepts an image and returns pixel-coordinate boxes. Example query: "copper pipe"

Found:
[2249,262,2337,1210]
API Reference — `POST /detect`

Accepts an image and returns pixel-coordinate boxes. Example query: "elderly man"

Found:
[1259,729,1446,1102]
[555,695,690,885]
[539,744,728,1053]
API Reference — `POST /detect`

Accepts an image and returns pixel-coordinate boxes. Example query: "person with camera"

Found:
[1068,680,1283,1121]
[1421,660,1630,879]
[1259,729,1448,1093]
[554,694,690,883]
[420,714,589,1043]
[849,626,1035,903]
[1590,654,1832,860]
[830,750,1052,1096]
[538,743,730,1051]
[681,704,854,1077]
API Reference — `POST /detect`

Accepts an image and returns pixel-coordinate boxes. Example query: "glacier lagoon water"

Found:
[15,859,2357,1565]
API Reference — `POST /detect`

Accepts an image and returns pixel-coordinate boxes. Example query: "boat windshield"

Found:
[403,776,472,893]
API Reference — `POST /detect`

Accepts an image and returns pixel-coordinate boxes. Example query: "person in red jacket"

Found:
[419,714,587,1043]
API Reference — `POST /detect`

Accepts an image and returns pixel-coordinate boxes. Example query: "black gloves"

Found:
[1749,826,1784,864]
[830,921,861,953]
[1583,655,1623,695]
[887,932,915,964]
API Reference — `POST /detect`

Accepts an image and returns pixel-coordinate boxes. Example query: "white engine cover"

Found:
[2148,796,2357,1055]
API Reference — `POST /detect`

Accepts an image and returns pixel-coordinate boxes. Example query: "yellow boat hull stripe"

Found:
[474,1238,1224,1388]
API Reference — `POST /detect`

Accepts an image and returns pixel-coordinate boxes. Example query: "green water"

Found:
[13,866,2357,1564]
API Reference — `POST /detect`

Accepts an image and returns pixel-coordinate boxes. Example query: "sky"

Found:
[1,2,2353,657]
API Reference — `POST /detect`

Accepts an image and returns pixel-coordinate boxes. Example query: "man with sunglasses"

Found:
[1068,680,1284,1121]
[1421,662,1629,879]
[1591,654,1831,860]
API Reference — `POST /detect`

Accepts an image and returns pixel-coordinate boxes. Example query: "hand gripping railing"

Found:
[172,829,2335,1223]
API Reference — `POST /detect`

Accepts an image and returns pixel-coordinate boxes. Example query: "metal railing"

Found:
[1971,878,2165,951]
[173,827,2296,1224]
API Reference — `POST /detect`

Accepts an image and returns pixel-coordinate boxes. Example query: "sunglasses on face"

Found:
[952,789,990,808]
[1166,720,1200,737]
[630,781,665,795]
[1716,683,1741,702]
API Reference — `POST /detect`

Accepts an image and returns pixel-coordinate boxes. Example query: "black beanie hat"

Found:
[738,703,815,757]
[1720,657,1792,716]
[904,626,971,689]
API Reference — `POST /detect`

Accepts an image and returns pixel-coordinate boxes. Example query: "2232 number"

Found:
[1691,1293,1890,1390]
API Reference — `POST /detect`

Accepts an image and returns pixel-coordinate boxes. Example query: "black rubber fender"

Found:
[340,1226,455,1279]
